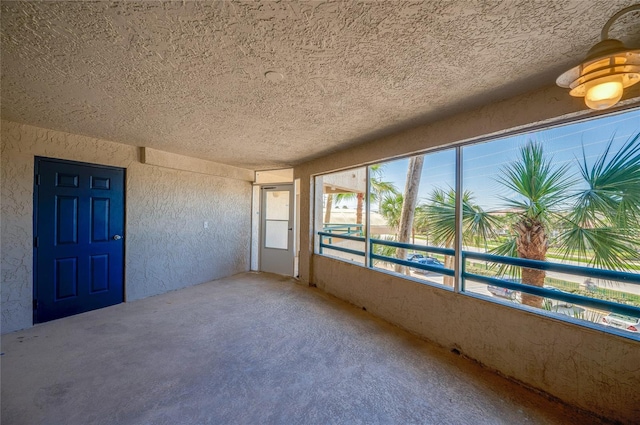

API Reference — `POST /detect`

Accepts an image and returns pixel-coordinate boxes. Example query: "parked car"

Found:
[582,278,598,292]
[487,284,519,300]
[487,277,520,300]
[547,304,586,318]
[543,285,573,308]
[407,253,426,262]
[410,257,444,275]
[487,282,574,308]
[602,313,640,333]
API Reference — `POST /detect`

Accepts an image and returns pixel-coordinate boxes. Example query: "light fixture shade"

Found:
[557,39,640,110]
[557,8,640,112]
[584,75,624,110]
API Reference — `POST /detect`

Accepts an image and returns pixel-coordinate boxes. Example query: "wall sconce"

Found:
[556,5,640,110]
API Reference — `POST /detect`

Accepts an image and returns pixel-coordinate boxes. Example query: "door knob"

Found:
[113,235,122,240]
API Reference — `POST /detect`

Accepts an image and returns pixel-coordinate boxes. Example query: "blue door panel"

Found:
[54,257,78,300]
[91,176,111,190]
[35,158,125,323]
[90,254,109,293]
[56,196,79,244]
[91,198,110,242]
[56,173,79,188]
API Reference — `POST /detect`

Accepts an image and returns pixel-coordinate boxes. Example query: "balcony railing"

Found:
[317,231,640,319]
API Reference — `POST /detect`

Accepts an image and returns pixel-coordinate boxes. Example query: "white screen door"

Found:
[260,184,294,275]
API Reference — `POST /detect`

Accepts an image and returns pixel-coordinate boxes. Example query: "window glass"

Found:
[264,190,290,249]
[265,221,289,249]
[316,167,367,265]
[265,191,290,220]
[314,108,640,339]
[369,149,456,286]
[462,109,640,334]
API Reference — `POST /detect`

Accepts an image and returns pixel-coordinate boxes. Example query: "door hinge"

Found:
[35,174,41,186]
[34,237,39,248]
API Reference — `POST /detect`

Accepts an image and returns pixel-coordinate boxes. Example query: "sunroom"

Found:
[2,1,639,423]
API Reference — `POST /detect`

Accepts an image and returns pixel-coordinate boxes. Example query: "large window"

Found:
[368,149,456,287]
[315,108,640,339]
[316,167,367,265]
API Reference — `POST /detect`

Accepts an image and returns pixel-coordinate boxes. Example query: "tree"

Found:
[380,193,403,236]
[395,156,424,273]
[323,193,333,224]
[358,164,399,224]
[324,164,398,225]
[556,133,640,270]
[493,134,640,308]
[371,176,400,212]
[381,194,430,244]
[425,188,499,286]
[323,192,356,224]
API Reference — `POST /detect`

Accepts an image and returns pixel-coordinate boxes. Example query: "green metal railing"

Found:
[317,231,640,319]
[321,224,364,244]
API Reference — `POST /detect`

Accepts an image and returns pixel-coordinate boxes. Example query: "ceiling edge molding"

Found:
[141,147,254,182]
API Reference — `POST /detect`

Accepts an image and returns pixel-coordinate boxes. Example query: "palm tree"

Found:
[425,188,500,286]
[324,164,399,225]
[493,134,640,307]
[556,133,640,270]
[395,156,424,273]
[371,177,400,212]
[380,193,403,236]
[381,193,430,244]
[360,164,399,224]
[323,193,333,224]
[371,236,401,268]
[323,192,359,224]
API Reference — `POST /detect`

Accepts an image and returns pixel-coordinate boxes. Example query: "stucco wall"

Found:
[1,121,251,333]
[312,256,639,422]
[294,86,640,423]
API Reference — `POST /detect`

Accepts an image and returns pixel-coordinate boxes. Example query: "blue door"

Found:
[34,158,125,323]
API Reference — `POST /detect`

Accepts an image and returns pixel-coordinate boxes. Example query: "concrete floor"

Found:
[2,272,602,425]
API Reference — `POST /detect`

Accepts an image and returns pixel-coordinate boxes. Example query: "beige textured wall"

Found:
[294,87,640,423]
[1,121,251,333]
[313,256,639,422]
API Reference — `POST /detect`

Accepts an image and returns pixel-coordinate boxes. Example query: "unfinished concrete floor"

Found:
[2,272,601,424]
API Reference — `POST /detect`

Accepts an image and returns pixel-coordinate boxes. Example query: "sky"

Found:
[357,107,640,211]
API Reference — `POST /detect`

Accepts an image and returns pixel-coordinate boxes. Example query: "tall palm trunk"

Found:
[515,218,547,308]
[324,193,333,224]
[443,239,455,287]
[356,193,364,225]
[395,156,424,274]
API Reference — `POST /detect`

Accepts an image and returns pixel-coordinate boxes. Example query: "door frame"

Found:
[32,156,127,324]
[258,183,295,276]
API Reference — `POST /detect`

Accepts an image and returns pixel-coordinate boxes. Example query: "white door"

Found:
[260,185,294,275]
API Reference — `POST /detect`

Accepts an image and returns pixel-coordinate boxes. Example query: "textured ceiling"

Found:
[2,1,639,170]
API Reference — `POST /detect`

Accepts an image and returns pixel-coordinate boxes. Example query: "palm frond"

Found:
[554,220,640,271]
[489,237,521,278]
[380,193,403,232]
[425,187,498,248]
[497,141,575,220]
[573,132,640,228]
